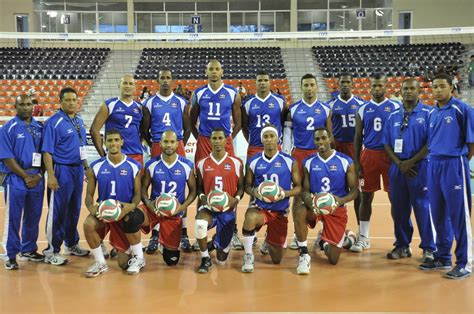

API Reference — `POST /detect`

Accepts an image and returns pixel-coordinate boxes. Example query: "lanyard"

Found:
[65,113,84,145]
[25,124,40,151]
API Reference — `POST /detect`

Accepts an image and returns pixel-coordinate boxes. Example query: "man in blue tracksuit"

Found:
[42,87,90,266]
[383,78,436,263]
[0,95,45,270]
[419,73,474,280]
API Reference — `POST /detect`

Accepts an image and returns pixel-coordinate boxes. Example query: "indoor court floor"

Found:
[0,190,473,313]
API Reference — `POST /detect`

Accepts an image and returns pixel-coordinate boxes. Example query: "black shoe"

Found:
[252,236,258,247]
[4,258,19,270]
[19,251,44,262]
[146,236,159,254]
[180,235,192,252]
[419,259,452,270]
[110,248,118,259]
[444,266,472,280]
[207,234,216,253]
[197,256,212,274]
[387,247,412,259]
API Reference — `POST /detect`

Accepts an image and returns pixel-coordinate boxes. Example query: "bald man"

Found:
[90,74,144,165]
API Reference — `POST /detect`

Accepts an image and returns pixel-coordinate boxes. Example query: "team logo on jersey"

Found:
[205,166,214,172]
[351,105,358,109]
[219,94,226,99]
[257,165,267,170]
[444,116,453,124]
[116,107,125,112]
[314,109,321,114]
[17,133,25,139]
[394,122,401,127]
[156,168,165,174]
[416,118,425,124]
[174,169,182,175]
[268,103,275,109]
[454,185,462,190]
[251,104,260,110]
[384,107,391,112]
[297,109,306,114]
[367,108,375,113]
[335,106,343,111]
[224,163,232,171]
[202,95,211,99]
[329,164,338,171]
[153,104,162,108]
[67,128,74,134]
[101,168,111,175]
[312,165,322,171]
[133,108,140,114]
[171,102,178,108]
[274,162,282,168]
[120,169,128,176]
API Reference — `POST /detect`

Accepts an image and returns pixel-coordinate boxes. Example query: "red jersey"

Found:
[197,153,242,197]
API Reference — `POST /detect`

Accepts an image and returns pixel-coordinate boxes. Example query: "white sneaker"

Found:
[44,253,68,266]
[241,253,255,273]
[85,262,109,278]
[101,242,110,259]
[64,244,90,257]
[350,235,371,252]
[289,235,299,250]
[127,256,146,275]
[231,233,244,250]
[259,241,269,255]
[297,254,311,275]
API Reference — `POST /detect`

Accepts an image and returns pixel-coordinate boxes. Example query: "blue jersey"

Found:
[358,98,400,150]
[290,99,330,150]
[42,110,87,165]
[383,102,432,160]
[195,84,238,137]
[428,97,474,157]
[328,95,365,143]
[104,97,143,155]
[243,93,285,147]
[143,93,188,142]
[145,155,194,206]
[304,151,353,198]
[0,116,44,191]
[247,152,294,212]
[91,155,142,203]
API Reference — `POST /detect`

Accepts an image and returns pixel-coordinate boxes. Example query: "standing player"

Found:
[241,125,301,273]
[42,87,90,265]
[351,73,400,252]
[141,68,192,252]
[83,130,144,277]
[190,59,242,163]
[90,74,144,165]
[190,59,242,250]
[283,73,332,249]
[294,128,358,274]
[419,73,473,279]
[194,128,244,274]
[326,73,364,223]
[140,130,197,266]
[242,69,286,158]
[383,78,436,262]
[0,95,44,269]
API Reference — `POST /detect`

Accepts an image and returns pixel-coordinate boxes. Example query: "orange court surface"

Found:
[1,190,473,313]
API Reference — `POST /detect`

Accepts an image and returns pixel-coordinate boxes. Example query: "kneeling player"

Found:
[241,125,301,273]
[83,130,145,277]
[194,128,244,274]
[140,130,197,266]
[294,127,358,274]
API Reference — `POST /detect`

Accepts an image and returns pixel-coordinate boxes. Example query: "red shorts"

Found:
[151,141,186,158]
[127,154,144,166]
[254,209,288,248]
[308,206,348,248]
[247,145,282,160]
[334,141,354,159]
[360,148,390,192]
[194,134,234,164]
[292,147,317,176]
[139,204,182,250]
[98,221,130,253]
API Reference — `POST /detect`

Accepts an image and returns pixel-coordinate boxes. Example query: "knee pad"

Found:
[123,209,145,233]
[194,219,208,239]
[162,247,180,266]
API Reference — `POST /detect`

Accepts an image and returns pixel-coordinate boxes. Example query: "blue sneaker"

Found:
[444,266,472,280]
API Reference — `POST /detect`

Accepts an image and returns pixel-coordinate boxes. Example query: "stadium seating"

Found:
[0,48,110,116]
[314,42,466,103]
[134,47,292,103]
